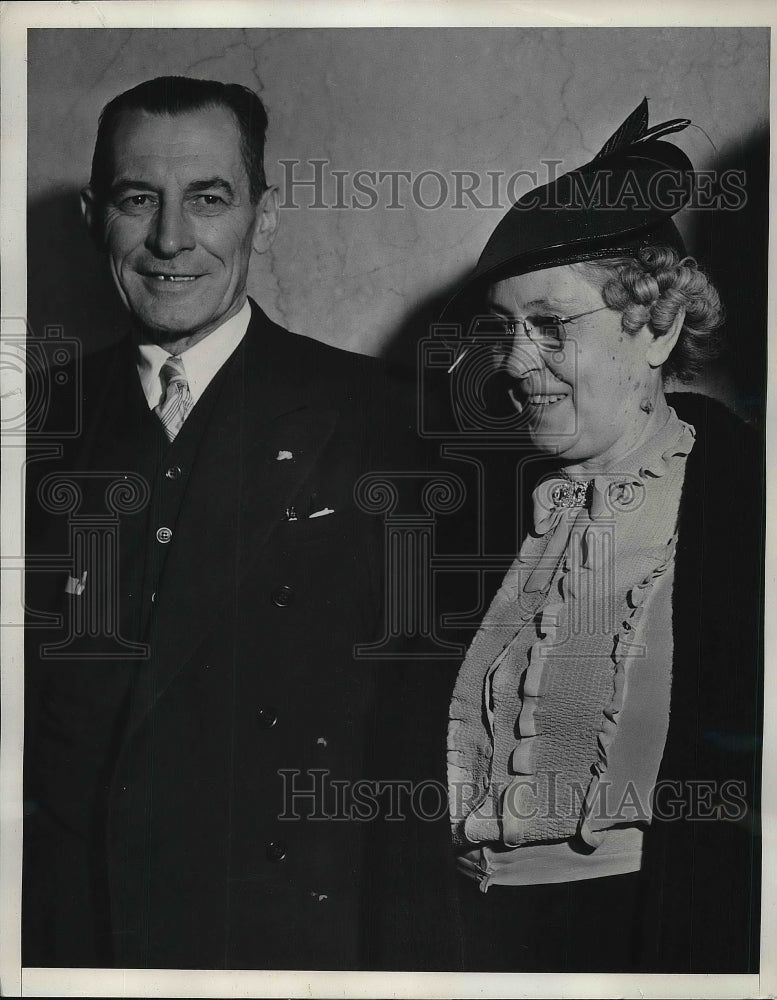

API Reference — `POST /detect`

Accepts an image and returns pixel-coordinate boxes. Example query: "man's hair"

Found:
[89,76,269,203]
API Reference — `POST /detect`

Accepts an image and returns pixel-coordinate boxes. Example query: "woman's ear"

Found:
[646,305,685,368]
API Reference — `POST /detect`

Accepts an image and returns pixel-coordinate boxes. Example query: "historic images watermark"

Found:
[279,160,748,212]
[277,768,749,824]
[2,320,82,441]
[5,320,151,658]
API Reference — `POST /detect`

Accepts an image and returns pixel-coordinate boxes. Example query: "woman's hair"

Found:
[573,246,724,382]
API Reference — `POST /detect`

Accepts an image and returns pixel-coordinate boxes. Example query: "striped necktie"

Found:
[154,355,193,441]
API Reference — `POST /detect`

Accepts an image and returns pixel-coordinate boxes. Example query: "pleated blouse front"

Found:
[447,408,695,888]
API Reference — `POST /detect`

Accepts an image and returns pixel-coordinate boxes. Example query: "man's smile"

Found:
[136,269,207,289]
[138,269,204,280]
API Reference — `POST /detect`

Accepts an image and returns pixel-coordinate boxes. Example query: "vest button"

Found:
[272,585,294,607]
[156,526,173,544]
[266,840,287,862]
[257,706,278,729]
[165,465,182,480]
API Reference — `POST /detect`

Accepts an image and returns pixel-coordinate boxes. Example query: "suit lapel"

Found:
[58,342,163,648]
[124,304,340,736]
[75,338,161,473]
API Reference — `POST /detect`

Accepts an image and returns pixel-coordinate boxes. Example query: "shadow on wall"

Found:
[28,186,130,354]
[682,125,769,428]
[382,274,469,370]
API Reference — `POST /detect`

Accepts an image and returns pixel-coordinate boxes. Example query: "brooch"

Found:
[550,480,591,508]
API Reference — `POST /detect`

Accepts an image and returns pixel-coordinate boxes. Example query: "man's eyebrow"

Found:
[107,178,237,199]
[108,179,158,198]
[184,178,236,198]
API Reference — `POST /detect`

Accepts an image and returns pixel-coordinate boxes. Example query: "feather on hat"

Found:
[443,99,694,316]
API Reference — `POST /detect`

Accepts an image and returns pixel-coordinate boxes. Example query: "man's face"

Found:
[84,105,275,347]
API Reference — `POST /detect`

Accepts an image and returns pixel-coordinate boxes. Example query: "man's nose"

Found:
[146,200,196,258]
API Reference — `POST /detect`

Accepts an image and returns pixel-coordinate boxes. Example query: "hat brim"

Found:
[440,136,692,323]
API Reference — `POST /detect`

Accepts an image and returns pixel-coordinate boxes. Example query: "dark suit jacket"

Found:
[24,300,403,969]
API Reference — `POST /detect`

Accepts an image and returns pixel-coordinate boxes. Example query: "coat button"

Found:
[156,526,173,544]
[165,465,182,480]
[266,840,287,862]
[257,706,278,729]
[272,585,295,607]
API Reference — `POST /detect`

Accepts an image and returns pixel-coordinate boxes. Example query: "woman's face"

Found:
[486,263,661,470]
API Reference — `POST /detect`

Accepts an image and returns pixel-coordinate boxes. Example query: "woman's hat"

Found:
[443,99,695,317]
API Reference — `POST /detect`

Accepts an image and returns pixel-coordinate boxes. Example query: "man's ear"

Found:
[252,185,280,254]
[646,306,685,368]
[80,186,103,249]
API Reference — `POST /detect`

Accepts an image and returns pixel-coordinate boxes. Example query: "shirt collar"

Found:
[136,299,251,409]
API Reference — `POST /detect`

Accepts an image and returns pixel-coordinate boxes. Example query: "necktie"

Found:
[154,355,193,442]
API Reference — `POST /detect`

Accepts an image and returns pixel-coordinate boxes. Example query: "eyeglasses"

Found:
[475,304,611,352]
[445,304,611,374]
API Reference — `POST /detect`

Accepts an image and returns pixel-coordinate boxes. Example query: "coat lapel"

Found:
[123,304,341,737]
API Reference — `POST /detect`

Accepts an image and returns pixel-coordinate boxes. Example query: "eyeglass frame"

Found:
[492,303,611,350]
[446,303,612,374]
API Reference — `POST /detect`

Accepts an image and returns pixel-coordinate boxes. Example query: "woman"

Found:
[443,102,763,973]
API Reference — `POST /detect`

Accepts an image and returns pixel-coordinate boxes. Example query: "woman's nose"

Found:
[503,326,545,378]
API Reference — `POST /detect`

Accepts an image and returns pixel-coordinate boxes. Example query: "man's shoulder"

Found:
[81,338,131,378]
[278,326,382,381]
[78,304,383,389]
[24,336,128,444]
[246,302,396,425]
[249,300,380,375]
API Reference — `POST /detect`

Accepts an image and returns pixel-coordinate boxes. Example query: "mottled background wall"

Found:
[28,27,768,416]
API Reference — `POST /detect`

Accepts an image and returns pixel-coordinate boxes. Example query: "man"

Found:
[23,76,395,970]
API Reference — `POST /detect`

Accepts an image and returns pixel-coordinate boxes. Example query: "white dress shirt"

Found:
[136,299,251,410]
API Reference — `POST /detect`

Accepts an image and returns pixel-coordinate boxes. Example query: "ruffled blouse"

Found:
[447,408,695,885]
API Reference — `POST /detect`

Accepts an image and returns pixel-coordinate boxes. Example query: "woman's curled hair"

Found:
[574,246,724,382]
